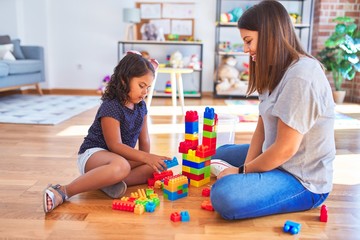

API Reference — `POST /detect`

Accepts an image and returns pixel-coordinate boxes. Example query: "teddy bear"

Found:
[215,55,244,92]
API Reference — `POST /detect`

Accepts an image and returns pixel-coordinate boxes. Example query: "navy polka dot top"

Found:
[78,98,147,154]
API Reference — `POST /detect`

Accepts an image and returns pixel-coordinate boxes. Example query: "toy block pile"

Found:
[112,188,160,215]
[163,174,188,201]
[179,107,218,187]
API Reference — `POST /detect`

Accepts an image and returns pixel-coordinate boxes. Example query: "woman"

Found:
[210,0,335,220]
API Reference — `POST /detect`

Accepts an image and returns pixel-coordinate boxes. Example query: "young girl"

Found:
[43,51,171,213]
[210,0,336,220]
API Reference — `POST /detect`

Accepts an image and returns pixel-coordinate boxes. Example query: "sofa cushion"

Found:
[0,44,14,59]
[2,60,42,74]
[0,35,11,44]
[11,39,25,59]
[0,62,9,77]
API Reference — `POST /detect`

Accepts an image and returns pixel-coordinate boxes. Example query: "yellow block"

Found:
[190,177,210,187]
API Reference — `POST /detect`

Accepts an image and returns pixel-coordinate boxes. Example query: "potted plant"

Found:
[317,16,360,103]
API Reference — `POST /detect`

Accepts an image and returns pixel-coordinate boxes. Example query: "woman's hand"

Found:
[217,167,239,179]
[145,153,171,172]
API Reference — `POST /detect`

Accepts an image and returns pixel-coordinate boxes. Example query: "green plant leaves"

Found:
[317,16,360,90]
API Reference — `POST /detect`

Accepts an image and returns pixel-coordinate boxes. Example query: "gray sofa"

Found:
[0,35,45,94]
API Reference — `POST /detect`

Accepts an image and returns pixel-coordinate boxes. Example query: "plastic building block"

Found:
[320,204,328,222]
[179,140,198,153]
[180,211,190,222]
[170,212,181,222]
[145,201,156,212]
[154,180,162,189]
[185,110,198,122]
[185,122,199,134]
[201,200,214,211]
[283,220,301,235]
[204,107,215,120]
[195,145,216,158]
[164,157,179,169]
[112,200,135,212]
[202,187,211,197]
[134,204,145,215]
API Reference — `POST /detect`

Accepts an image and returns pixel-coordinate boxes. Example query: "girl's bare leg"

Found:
[124,160,155,186]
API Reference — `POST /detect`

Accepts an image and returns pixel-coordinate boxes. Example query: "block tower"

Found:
[179,107,218,187]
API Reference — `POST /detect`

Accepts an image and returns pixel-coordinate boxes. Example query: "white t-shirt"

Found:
[258,57,336,193]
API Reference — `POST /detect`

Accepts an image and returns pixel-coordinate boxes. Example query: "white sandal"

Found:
[43,184,68,213]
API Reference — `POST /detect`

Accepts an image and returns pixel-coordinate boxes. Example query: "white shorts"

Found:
[77,147,105,175]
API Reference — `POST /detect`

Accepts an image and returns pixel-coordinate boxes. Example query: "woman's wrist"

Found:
[238,165,246,174]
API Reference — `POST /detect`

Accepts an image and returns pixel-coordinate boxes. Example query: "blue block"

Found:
[180,211,190,222]
[165,157,179,169]
[283,220,301,235]
[145,201,156,212]
[203,107,215,120]
[182,159,205,169]
[185,121,198,134]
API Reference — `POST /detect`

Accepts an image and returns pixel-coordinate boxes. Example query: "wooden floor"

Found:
[0,94,359,240]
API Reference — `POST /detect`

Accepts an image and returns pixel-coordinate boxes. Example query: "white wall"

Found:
[0,0,217,92]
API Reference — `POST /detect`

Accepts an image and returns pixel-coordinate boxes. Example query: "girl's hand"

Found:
[145,154,171,172]
[217,167,239,179]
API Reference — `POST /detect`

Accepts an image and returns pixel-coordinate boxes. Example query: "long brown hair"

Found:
[238,0,312,95]
[102,53,155,105]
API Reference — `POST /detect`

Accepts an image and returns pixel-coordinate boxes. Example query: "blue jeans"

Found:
[210,144,329,220]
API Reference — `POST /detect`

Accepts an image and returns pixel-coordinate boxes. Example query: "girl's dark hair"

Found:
[238,0,312,95]
[101,53,155,104]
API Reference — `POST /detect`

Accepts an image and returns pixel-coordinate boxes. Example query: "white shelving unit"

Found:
[214,0,314,98]
[118,40,203,98]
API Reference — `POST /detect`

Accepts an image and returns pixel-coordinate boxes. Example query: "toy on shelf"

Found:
[164,80,172,93]
[169,50,183,68]
[220,7,243,23]
[240,62,249,81]
[188,54,201,70]
[320,204,328,222]
[216,55,246,92]
[97,75,110,94]
[179,107,218,187]
[283,220,301,235]
[140,23,158,40]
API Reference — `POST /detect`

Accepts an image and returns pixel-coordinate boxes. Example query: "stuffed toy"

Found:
[169,50,183,68]
[215,55,244,92]
[220,7,243,23]
[188,54,201,70]
[97,75,111,94]
[140,23,158,40]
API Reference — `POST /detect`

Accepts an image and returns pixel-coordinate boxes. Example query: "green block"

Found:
[203,118,215,126]
[203,131,217,138]
[190,166,211,175]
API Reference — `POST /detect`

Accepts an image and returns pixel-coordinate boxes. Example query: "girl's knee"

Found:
[109,158,131,178]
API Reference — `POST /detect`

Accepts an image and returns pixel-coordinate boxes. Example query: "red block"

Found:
[201,200,214,211]
[185,111,198,122]
[195,145,216,158]
[112,200,135,212]
[202,187,211,197]
[170,212,182,222]
[320,205,328,222]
